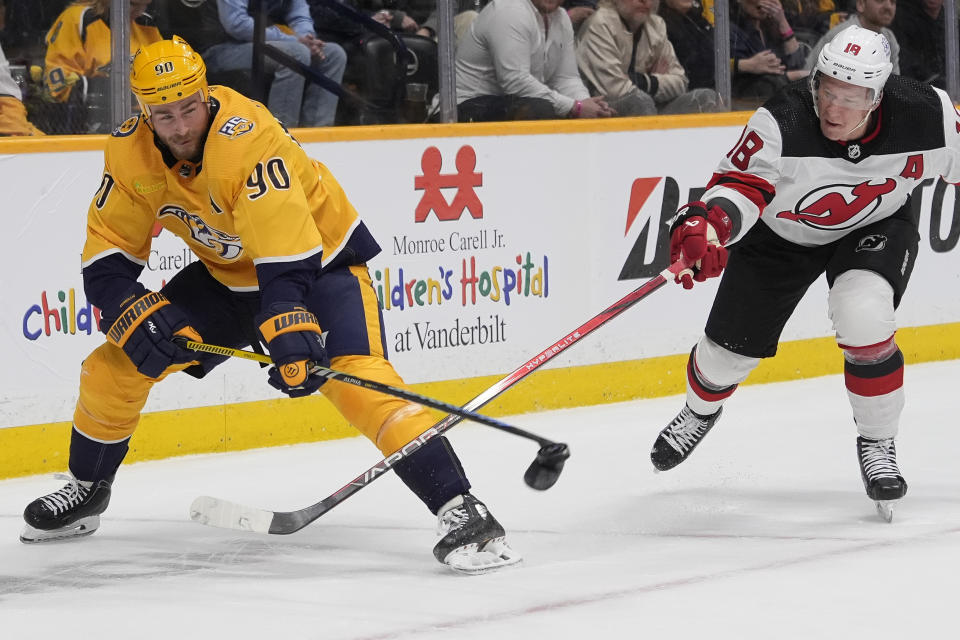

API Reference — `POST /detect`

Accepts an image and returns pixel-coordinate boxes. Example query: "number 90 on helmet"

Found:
[811,24,893,113]
[130,35,208,118]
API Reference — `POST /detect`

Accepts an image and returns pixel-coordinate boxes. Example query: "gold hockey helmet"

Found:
[130,36,208,117]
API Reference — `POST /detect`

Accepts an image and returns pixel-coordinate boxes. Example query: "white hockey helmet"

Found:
[811,24,893,112]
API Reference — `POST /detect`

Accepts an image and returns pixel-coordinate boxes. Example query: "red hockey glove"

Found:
[256,303,330,398]
[669,202,733,289]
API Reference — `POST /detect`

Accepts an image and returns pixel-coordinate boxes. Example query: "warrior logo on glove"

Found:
[256,304,330,397]
[107,291,168,346]
[281,362,307,386]
[106,288,201,379]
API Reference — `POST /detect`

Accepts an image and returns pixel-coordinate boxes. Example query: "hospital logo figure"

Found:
[414,146,483,222]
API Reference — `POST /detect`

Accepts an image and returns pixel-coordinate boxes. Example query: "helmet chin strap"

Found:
[840,114,869,140]
[841,109,875,140]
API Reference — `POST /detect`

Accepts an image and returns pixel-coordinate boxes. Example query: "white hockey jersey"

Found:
[702,76,960,247]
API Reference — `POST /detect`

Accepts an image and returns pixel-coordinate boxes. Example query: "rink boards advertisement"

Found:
[1,118,959,434]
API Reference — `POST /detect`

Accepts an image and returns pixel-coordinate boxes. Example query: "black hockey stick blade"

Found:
[523,442,571,491]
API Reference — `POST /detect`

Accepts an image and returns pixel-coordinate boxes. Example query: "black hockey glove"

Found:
[105,285,202,378]
[256,303,330,398]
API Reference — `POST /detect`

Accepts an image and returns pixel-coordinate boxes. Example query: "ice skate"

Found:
[651,405,723,471]
[20,474,112,543]
[433,494,521,575]
[857,436,907,522]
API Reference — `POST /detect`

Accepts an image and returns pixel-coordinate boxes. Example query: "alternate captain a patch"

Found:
[218,116,254,139]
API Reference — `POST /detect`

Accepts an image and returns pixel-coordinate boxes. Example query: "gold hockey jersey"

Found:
[44,4,162,102]
[82,85,380,314]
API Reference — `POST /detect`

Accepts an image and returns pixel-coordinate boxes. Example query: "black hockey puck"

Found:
[523,442,571,490]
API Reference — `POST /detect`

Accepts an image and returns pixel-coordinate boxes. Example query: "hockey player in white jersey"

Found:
[649,25,960,520]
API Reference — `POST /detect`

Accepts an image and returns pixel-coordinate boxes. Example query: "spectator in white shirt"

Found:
[455,0,615,121]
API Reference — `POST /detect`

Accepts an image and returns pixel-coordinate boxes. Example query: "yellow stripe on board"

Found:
[7,102,960,154]
[0,111,754,155]
[1,323,957,480]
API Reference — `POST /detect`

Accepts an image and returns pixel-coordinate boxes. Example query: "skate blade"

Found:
[444,538,523,575]
[875,500,894,523]
[20,516,100,544]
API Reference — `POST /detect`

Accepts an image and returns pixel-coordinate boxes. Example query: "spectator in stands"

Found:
[420,0,489,41]
[659,0,805,98]
[153,0,225,56]
[564,0,597,32]
[303,0,365,121]
[0,42,42,135]
[308,1,361,46]
[455,0,614,122]
[307,0,439,43]
[1,0,72,63]
[577,0,722,115]
[781,0,835,43]
[806,0,899,72]
[43,0,160,105]
[892,0,952,88]
[659,0,718,90]
[203,0,346,127]
[366,0,435,33]
[731,0,808,102]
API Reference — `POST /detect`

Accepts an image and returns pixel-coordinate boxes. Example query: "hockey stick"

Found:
[175,338,560,449]
[189,258,691,535]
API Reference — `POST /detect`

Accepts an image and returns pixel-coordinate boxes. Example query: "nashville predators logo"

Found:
[157,205,243,260]
[218,116,255,139]
[776,179,897,230]
[112,115,140,137]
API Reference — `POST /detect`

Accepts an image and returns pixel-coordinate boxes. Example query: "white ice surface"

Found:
[2,360,959,639]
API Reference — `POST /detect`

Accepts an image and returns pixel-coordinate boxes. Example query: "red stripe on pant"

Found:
[688,354,738,403]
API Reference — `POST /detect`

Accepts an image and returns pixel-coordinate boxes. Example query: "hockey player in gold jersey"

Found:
[44,1,161,103]
[21,36,520,574]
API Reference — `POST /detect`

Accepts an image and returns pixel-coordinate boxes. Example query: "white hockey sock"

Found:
[685,336,758,415]
[843,344,904,440]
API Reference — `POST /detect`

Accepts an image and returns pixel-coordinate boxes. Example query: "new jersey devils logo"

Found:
[158,205,243,260]
[776,178,897,230]
[856,233,887,252]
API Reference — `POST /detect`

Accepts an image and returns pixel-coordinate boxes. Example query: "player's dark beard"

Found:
[152,99,218,167]
[158,131,203,163]
[170,137,199,160]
